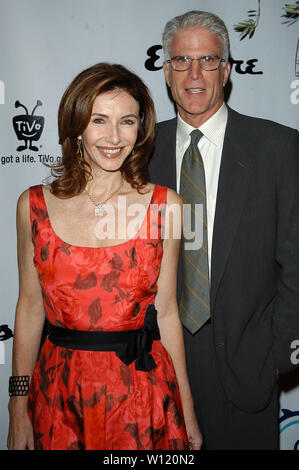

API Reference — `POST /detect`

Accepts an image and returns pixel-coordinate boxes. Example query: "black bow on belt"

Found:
[116,304,161,371]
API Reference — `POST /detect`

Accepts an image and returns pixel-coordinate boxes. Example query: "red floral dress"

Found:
[28,184,188,450]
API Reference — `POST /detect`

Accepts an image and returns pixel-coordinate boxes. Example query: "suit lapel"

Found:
[210,107,251,309]
[164,118,177,190]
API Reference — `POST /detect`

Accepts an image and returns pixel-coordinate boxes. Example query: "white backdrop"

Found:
[0,0,298,450]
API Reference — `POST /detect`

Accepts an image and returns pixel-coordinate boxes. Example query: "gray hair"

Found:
[162,10,230,62]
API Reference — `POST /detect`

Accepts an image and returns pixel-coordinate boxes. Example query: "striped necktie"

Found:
[179,129,211,334]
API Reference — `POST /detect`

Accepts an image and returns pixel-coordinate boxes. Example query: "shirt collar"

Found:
[176,102,228,147]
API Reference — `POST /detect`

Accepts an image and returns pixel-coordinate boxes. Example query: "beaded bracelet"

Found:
[9,376,30,396]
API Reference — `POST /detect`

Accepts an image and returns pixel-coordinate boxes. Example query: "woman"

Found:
[7,63,202,450]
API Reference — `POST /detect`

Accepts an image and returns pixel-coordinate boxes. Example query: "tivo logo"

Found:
[13,100,44,152]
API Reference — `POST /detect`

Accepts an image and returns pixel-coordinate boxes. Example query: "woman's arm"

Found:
[7,189,46,450]
[155,188,202,450]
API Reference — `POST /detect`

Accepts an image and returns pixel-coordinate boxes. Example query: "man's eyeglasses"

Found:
[166,55,226,71]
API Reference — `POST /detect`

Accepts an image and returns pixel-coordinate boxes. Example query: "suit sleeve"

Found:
[273,127,299,374]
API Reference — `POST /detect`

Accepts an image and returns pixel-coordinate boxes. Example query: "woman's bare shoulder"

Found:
[166,187,183,207]
[17,188,30,215]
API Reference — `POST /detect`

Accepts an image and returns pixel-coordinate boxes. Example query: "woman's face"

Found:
[79,89,140,174]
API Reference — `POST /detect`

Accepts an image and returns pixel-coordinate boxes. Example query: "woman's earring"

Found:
[77,138,84,164]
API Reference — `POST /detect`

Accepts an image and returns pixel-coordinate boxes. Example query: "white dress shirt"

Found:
[176,103,228,277]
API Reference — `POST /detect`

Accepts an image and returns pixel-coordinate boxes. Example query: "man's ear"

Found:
[223,61,231,87]
[163,62,171,87]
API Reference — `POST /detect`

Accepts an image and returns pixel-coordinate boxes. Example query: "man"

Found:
[149,10,299,449]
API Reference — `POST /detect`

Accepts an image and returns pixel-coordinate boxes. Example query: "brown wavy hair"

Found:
[51,63,156,197]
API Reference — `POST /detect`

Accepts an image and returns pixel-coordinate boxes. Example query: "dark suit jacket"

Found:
[148,106,299,412]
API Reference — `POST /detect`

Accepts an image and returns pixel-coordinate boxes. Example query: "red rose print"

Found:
[41,241,50,262]
[88,297,102,328]
[73,272,97,290]
[32,205,48,221]
[100,270,120,292]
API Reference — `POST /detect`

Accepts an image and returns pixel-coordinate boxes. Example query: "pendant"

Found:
[94,204,105,216]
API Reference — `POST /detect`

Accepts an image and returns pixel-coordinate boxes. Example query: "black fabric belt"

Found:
[47,304,160,372]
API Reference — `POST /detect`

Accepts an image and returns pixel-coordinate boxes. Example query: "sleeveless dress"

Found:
[28,184,188,450]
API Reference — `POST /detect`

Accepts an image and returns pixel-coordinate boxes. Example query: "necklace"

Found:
[84,179,124,216]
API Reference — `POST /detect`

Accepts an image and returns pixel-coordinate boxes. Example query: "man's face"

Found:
[163,26,231,127]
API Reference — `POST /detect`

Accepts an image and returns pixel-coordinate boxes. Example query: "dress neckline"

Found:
[39,184,157,250]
